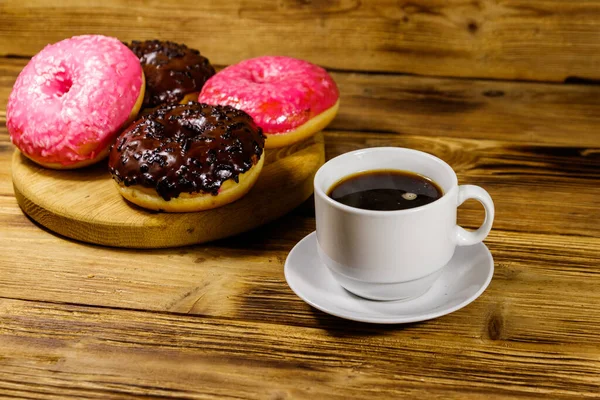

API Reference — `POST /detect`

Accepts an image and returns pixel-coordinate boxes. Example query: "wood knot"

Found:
[483,90,505,97]
[467,21,479,33]
[487,311,505,340]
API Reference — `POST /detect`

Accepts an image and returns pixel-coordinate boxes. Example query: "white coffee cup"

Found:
[314,147,494,301]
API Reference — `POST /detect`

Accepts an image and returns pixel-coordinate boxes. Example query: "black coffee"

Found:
[328,170,443,211]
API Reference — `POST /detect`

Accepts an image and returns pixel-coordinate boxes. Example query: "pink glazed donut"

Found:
[198,56,339,148]
[7,35,145,169]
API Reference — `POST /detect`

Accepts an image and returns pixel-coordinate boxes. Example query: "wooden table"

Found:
[1,2,600,398]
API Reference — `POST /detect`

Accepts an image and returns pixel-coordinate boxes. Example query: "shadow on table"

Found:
[308,307,420,337]
[211,195,316,251]
[16,192,315,253]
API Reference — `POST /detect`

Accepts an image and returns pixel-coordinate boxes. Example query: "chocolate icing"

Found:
[129,40,216,109]
[109,102,265,201]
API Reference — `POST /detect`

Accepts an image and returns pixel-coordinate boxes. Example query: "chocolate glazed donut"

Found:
[109,102,265,211]
[129,40,216,109]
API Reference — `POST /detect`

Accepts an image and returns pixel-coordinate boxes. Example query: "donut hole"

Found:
[45,69,73,98]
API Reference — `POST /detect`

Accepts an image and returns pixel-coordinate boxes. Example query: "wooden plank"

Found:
[330,73,600,147]
[0,298,599,399]
[10,133,324,248]
[2,1,600,81]
[2,57,600,147]
[1,202,600,344]
[323,131,600,237]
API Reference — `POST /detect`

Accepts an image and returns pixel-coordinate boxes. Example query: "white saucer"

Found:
[284,232,494,324]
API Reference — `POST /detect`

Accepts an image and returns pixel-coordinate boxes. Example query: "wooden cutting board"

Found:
[12,133,324,248]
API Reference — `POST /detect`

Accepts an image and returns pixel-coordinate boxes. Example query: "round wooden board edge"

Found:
[11,135,325,249]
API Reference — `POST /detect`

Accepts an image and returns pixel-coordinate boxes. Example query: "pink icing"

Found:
[198,56,339,134]
[7,35,143,166]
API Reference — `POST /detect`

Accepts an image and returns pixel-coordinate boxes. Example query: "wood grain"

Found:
[1,218,599,334]
[1,50,600,399]
[2,0,600,81]
[11,133,324,248]
[1,298,599,399]
[330,72,600,147]
[323,131,600,238]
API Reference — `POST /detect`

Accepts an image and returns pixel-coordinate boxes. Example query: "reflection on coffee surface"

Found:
[328,170,443,211]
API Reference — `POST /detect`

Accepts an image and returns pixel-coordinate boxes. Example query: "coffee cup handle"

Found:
[455,185,495,246]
